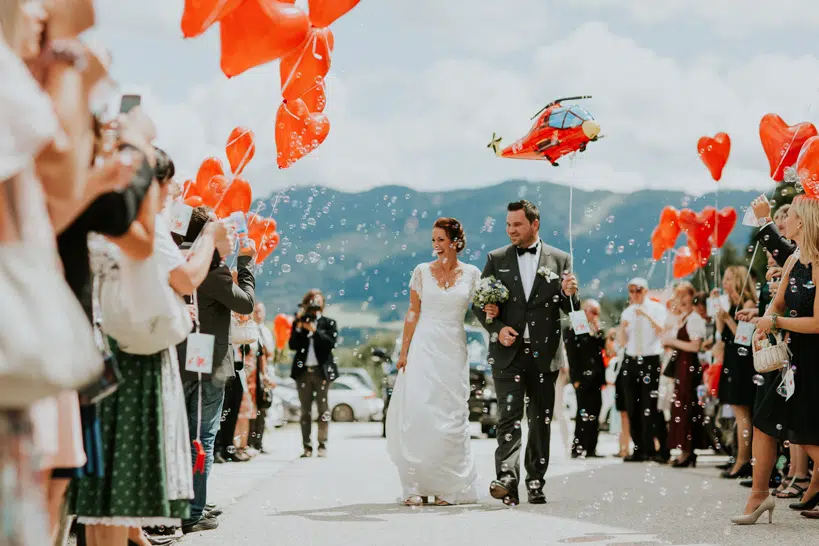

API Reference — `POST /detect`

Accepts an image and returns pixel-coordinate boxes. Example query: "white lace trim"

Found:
[160,349,194,500]
[75,516,181,527]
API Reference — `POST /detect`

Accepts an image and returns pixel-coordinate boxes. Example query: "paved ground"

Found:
[183,422,809,546]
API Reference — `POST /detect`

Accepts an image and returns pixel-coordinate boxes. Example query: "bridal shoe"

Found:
[403,496,426,506]
[731,496,775,525]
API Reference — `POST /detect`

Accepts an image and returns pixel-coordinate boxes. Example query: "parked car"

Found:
[267,377,301,426]
[339,367,377,392]
[380,326,498,438]
[328,375,384,422]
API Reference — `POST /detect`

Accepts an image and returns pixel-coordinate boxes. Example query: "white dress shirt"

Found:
[620,300,667,357]
[305,314,322,367]
[516,240,541,340]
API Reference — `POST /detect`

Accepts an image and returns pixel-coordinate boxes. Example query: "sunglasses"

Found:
[628,288,644,294]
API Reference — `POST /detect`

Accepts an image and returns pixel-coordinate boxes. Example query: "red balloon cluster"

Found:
[671,206,737,279]
[180,127,281,264]
[180,0,361,169]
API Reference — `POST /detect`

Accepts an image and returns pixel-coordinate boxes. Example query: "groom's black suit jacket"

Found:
[473,241,579,372]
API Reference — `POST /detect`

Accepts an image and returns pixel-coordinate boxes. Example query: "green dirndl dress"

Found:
[68,340,190,527]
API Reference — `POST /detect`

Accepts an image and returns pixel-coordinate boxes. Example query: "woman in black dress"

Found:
[716,265,758,479]
[733,195,819,524]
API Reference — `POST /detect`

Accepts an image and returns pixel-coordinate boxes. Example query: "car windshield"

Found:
[547,107,567,129]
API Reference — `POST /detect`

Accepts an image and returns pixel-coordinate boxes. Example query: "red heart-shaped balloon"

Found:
[214,177,253,218]
[256,231,280,263]
[181,0,244,38]
[650,206,680,260]
[307,0,360,27]
[714,207,737,248]
[185,195,204,208]
[275,98,331,169]
[678,208,713,258]
[759,114,818,182]
[195,157,225,197]
[273,313,293,350]
[181,179,198,199]
[796,136,819,199]
[220,0,311,78]
[280,27,333,102]
[673,246,699,279]
[698,132,731,182]
[226,127,256,176]
[200,174,230,208]
[247,213,277,241]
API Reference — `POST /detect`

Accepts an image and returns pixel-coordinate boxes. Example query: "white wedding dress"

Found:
[386,262,481,504]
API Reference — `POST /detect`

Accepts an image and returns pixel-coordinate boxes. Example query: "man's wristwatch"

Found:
[758,216,772,227]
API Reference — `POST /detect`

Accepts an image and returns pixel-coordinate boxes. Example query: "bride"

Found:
[386,217,482,506]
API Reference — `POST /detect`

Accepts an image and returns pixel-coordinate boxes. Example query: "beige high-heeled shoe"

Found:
[403,496,426,506]
[731,496,775,525]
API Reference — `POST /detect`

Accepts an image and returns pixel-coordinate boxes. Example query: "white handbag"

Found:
[753,332,790,374]
[90,235,192,356]
[0,180,103,409]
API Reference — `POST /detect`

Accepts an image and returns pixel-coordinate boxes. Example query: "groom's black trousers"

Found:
[492,342,559,492]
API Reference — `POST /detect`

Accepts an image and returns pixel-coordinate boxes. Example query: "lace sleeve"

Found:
[409,265,423,299]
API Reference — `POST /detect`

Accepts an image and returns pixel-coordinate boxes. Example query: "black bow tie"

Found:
[516,245,537,256]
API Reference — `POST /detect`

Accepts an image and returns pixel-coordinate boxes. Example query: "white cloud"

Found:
[565,0,819,36]
[89,2,819,199]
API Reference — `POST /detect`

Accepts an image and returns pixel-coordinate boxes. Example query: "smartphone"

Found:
[119,94,141,114]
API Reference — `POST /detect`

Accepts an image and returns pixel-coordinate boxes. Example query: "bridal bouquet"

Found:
[473,276,509,324]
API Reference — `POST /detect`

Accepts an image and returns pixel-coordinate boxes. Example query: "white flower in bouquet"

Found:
[473,276,510,324]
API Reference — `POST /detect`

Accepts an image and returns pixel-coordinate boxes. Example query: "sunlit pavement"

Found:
[185,422,804,546]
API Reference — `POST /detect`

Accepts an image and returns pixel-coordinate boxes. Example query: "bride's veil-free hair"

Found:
[433,217,466,253]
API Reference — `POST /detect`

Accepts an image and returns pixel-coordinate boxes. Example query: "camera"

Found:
[300,304,322,324]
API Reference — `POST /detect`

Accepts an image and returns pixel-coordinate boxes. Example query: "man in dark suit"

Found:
[474,200,579,506]
[289,289,339,458]
[176,206,256,534]
[565,299,607,458]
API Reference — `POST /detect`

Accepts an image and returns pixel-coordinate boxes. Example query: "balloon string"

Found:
[714,183,720,290]
[646,260,657,282]
[281,33,315,99]
[568,155,576,313]
[282,102,301,121]
[665,249,672,288]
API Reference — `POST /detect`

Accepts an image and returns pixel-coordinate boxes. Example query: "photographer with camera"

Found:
[289,289,338,458]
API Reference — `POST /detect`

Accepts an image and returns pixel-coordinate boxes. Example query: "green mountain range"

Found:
[253,180,760,321]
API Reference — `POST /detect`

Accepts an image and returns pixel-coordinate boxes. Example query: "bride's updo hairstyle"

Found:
[434,217,466,253]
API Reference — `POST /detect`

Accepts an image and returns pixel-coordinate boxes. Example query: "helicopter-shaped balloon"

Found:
[488,96,601,166]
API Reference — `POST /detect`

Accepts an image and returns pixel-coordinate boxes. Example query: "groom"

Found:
[474,200,579,506]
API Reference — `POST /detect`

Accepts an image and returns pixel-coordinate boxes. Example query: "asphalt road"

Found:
[182,421,809,546]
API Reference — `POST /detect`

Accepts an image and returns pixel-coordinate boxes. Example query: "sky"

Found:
[86,0,819,197]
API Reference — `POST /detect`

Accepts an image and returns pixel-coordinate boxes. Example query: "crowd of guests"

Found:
[0,3,342,545]
[565,193,819,526]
